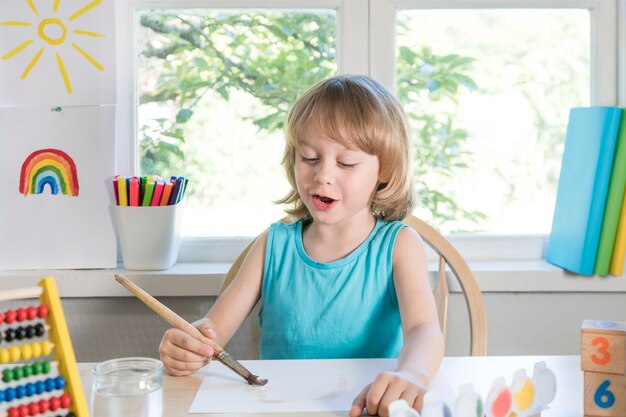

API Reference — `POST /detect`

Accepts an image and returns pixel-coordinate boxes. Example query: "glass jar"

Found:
[91,357,163,417]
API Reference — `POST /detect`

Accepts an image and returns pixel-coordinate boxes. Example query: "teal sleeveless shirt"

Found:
[259,218,406,359]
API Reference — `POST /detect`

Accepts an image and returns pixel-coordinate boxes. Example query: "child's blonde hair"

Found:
[277,75,415,221]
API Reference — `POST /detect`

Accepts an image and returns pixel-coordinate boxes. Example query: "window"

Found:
[119,0,620,262]
[136,8,338,237]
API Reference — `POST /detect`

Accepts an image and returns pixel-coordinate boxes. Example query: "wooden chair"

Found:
[219,215,488,356]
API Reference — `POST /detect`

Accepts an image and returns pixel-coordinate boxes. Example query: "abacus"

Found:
[0,277,88,417]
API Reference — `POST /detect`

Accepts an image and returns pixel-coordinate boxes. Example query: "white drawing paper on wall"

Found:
[0,0,116,106]
[0,106,116,269]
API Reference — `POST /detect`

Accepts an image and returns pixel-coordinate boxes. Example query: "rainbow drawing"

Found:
[19,148,79,196]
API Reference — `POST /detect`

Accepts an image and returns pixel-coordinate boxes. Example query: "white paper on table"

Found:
[189,358,398,413]
[0,106,116,269]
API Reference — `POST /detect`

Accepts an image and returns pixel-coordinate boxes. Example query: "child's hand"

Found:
[158,317,217,376]
[348,371,427,417]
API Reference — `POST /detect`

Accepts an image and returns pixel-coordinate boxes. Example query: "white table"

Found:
[78,355,582,416]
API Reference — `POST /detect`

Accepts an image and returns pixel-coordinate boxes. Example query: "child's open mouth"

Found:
[312,194,337,210]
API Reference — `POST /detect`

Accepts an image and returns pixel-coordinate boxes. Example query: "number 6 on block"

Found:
[581,320,626,374]
[584,372,626,417]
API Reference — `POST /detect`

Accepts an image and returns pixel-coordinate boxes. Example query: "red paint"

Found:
[490,388,512,417]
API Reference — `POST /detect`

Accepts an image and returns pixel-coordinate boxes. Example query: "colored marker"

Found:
[117,177,128,206]
[142,181,155,206]
[151,181,165,206]
[129,177,140,206]
[160,182,173,206]
[112,175,120,205]
[168,177,184,205]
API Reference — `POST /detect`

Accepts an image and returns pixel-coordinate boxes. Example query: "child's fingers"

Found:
[349,383,370,416]
[375,384,406,417]
[199,326,217,339]
[165,357,209,376]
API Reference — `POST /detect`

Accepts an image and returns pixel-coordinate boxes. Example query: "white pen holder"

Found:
[113,204,183,270]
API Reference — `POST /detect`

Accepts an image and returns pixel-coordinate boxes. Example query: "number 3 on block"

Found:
[592,337,611,365]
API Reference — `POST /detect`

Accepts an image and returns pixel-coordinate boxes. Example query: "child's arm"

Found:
[350,227,445,417]
[159,230,269,376]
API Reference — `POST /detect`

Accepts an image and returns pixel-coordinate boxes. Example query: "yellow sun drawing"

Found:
[1,0,105,94]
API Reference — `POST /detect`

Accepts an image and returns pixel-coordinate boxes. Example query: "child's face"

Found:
[294,124,381,226]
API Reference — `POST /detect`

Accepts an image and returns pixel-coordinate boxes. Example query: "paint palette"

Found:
[0,277,88,417]
[419,362,556,417]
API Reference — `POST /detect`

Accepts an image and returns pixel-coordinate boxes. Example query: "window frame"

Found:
[117,0,623,263]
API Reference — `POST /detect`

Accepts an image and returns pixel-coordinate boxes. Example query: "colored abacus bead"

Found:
[38,398,49,413]
[37,304,48,319]
[16,308,26,322]
[26,306,37,320]
[13,366,23,380]
[5,387,16,401]
[15,327,26,340]
[55,376,65,389]
[34,323,44,337]
[45,377,56,391]
[60,393,71,408]
[49,395,61,411]
[25,382,35,397]
[18,404,28,417]
[9,345,21,362]
[0,311,5,324]
[21,343,32,360]
[35,380,45,395]
[0,389,5,402]
[22,364,32,378]
[42,359,51,373]
[5,309,16,324]
[7,407,18,417]
[28,401,40,416]
[25,325,34,338]
[5,328,15,342]
[0,348,10,364]
[15,385,26,399]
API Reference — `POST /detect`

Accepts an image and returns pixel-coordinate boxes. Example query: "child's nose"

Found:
[314,164,335,185]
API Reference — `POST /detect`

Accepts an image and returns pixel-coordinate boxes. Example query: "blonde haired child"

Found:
[159,75,444,417]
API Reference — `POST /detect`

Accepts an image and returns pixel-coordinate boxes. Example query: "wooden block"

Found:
[582,320,626,374]
[584,371,626,416]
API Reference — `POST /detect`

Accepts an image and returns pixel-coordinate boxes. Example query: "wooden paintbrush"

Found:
[115,274,268,386]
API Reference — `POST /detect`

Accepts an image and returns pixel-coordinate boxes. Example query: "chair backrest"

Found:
[219,215,488,356]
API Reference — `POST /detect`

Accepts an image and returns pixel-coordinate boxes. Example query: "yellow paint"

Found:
[72,42,104,70]
[514,378,535,411]
[21,47,44,79]
[38,18,67,46]
[55,52,73,93]
[2,39,33,60]
[53,0,61,12]
[0,21,32,26]
[73,29,104,37]
[69,0,102,21]
[39,276,90,417]
[25,0,39,16]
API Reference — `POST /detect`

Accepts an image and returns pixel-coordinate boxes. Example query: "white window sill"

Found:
[1,260,626,297]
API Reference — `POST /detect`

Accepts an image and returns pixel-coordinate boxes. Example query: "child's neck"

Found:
[302,213,377,263]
